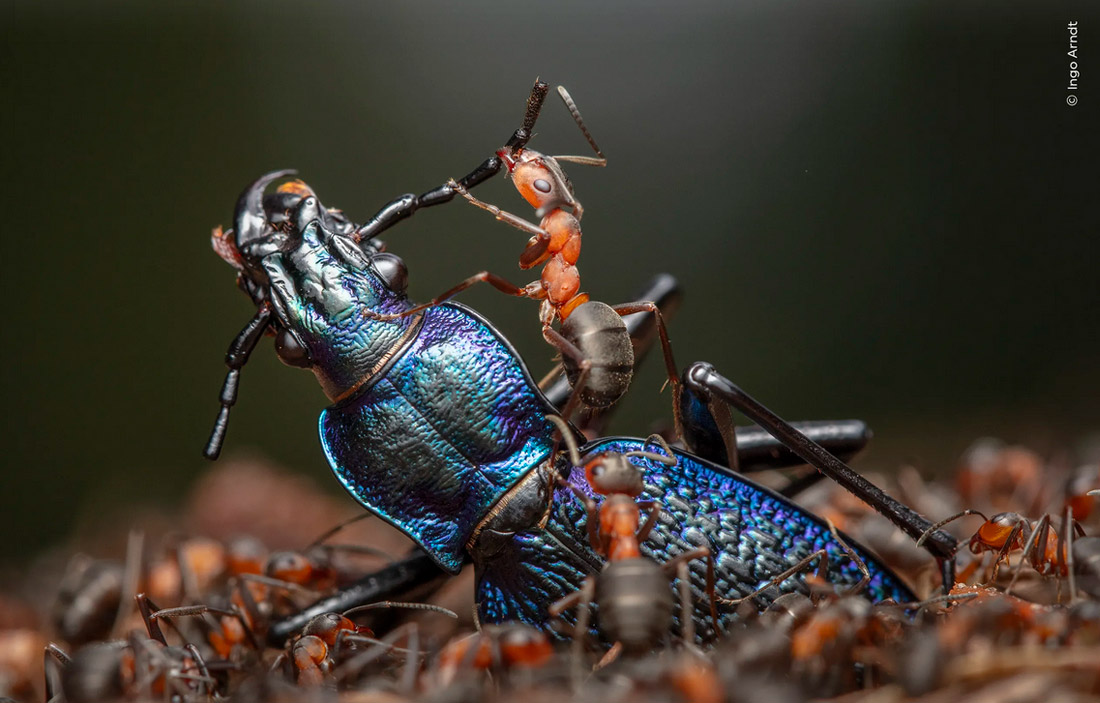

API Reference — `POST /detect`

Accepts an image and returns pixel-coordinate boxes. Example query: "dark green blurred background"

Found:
[4,1,1097,565]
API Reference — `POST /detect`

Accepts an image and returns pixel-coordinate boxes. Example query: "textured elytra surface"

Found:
[320,303,557,573]
[261,222,416,399]
[475,438,914,643]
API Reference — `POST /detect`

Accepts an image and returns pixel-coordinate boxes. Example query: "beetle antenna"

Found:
[204,305,272,459]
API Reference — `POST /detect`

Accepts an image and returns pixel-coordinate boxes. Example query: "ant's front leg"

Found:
[449,179,553,243]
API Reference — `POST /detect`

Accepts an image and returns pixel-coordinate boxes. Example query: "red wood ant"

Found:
[274,603,453,687]
[545,415,716,659]
[365,81,679,412]
[434,623,553,687]
[918,508,1086,588]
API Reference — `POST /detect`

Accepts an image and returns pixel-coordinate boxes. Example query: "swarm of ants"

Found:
[1,440,1096,703]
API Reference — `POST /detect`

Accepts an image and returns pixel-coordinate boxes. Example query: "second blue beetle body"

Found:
[211,172,914,641]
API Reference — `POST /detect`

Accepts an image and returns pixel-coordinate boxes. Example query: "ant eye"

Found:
[533,178,552,193]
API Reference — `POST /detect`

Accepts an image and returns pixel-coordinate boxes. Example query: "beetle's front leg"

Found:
[354,80,551,244]
[353,157,504,243]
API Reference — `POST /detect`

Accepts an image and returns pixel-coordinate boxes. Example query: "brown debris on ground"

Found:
[3,445,1098,702]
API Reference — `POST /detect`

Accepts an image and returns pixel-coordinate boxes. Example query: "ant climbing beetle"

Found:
[545,414,717,656]
[204,78,959,646]
[364,83,677,413]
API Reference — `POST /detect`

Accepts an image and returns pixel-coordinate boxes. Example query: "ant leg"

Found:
[335,623,423,687]
[676,560,695,645]
[305,513,374,550]
[636,502,663,543]
[135,593,168,645]
[364,271,538,322]
[204,304,273,459]
[609,301,679,389]
[682,361,960,592]
[353,80,550,243]
[542,326,594,423]
[826,519,870,596]
[661,546,719,635]
[449,179,553,241]
[715,550,827,607]
[1064,506,1077,603]
[986,522,1025,584]
[109,530,143,639]
[1006,517,1046,595]
[153,602,262,652]
[573,487,603,553]
[567,577,596,687]
[625,433,679,466]
[44,644,69,703]
[267,551,446,647]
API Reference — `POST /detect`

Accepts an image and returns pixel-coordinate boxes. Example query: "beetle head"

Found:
[212,171,414,400]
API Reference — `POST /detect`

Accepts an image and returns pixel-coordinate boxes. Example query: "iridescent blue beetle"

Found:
[204,84,957,645]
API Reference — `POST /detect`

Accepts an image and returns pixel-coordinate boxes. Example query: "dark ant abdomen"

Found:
[560,301,634,408]
[595,557,673,654]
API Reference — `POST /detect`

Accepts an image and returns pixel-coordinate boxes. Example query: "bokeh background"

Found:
[4,0,1098,567]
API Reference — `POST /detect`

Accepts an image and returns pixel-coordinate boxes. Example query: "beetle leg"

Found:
[267,551,446,647]
[681,361,960,593]
[354,81,550,243]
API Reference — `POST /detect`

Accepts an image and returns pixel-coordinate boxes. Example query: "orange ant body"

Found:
[436,624,553,684]
[448,85,605,327]
[919,508,1086,585]
[547,415,676,563]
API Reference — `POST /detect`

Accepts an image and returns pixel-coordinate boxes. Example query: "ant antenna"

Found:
[555,86,607,167]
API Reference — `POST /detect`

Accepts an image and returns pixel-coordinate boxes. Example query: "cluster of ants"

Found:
[0,441,1096,703]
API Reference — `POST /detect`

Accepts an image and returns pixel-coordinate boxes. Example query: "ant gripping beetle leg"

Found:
[351,80,551,245]
[361,83,682,416]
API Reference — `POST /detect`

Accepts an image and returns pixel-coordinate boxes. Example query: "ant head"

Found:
[585,453,645,497]
[265,551,312,584]
[495,625,552,666]
[968,512,1028,553]
[497,147,577,217]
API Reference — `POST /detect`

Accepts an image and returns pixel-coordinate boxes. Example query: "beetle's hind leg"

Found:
[679,361,959,593]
